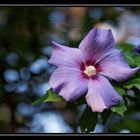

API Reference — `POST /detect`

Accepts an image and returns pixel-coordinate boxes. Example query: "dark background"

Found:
[0,1,139,4]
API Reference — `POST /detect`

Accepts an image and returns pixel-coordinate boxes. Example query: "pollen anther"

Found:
[84,65,96,77]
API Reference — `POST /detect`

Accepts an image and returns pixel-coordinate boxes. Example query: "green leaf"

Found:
[124,52,140,67]
[111,100,127,116]
[133,56,140,66]
[125,53,137,66]
[113,86,127,96]
[123,85,133,89]
[101,110,111,125]
[32,88,64,105]
[133,83,140,90]
[74,96,86,105]
[122,78,140,90]
[116,42,140,67]
[79,106,98,133]
[116,43,134,53]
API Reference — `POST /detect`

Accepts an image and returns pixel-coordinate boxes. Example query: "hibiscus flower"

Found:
[48,28,139,112]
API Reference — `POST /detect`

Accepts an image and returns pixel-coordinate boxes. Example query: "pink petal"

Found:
[86,75,121,112]
[48,41,83,68]
[49,67,88,101]
[99,49,140,82]
[79,28,115,63]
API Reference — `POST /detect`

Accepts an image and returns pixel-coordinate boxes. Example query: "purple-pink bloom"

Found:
[48,28,139,112]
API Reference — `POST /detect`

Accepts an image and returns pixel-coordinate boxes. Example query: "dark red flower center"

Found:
[80,60,102,79]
